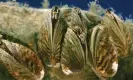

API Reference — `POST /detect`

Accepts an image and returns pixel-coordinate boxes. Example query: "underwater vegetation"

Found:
[0,0,133,80]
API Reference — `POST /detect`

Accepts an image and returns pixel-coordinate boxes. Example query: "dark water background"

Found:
[0,0,133,17]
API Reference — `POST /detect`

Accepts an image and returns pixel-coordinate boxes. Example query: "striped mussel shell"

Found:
[0,40,44,80]
[88,11,132,79]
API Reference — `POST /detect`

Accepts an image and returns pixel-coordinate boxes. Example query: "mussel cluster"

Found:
[0,3,132,80]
